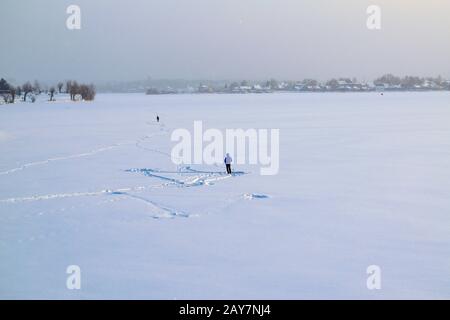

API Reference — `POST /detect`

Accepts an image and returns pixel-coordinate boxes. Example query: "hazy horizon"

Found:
[1,0,450,84]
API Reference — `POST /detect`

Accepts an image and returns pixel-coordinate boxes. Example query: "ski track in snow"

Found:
[0,167,249,214]
[126,166,246,188]
[135,123,171,157]
[0,121,166,177]
[0,184,164,204]
[112,192,192,219]
[0,142,133,176]
[243,193,270,200]
[0,121,258,219]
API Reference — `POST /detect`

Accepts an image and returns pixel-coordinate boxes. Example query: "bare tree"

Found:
[22,82,33,101]
[10,87,16,103]
[79,84,96,101]
[49,87,56,101]
[33,80,41,94]
[302,79,318,86]
[326,79,339,90]
[65,80,71,94]
[57,82,64,93]
[375,74,401,86]
[69,81,79,100]
[268,79,279,90]
[398,76,422,89]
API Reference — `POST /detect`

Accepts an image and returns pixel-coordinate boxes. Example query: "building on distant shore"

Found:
[119,75,450,95]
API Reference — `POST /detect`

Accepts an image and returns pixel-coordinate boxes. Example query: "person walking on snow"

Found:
[156,115,160,122]
[224,153,232,174]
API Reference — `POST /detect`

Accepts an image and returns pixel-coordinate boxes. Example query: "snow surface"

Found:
[1,92,450,299]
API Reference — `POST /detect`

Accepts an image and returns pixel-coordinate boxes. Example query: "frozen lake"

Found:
[1,92,449,299]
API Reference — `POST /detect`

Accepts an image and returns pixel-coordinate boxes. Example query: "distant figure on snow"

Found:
[224,153,232,174]
[156,115,160,122]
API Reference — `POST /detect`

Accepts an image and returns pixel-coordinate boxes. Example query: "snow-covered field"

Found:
[1,92,449,299]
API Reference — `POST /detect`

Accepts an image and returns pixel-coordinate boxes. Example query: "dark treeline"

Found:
[0,78,96,104]
[201,74,450,94]
[2,74,449,101]
[145,74,450,94]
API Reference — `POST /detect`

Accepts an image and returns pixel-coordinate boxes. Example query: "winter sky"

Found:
[1,0,450,83]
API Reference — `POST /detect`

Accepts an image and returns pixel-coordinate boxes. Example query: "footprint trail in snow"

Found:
[0,121,260,220]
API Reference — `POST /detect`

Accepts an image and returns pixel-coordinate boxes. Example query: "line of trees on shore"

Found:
[147,74,450,94]
[0,78,96,104]
[200,75,450,94]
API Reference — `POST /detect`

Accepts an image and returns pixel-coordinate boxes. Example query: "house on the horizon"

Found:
[198,84,213,93]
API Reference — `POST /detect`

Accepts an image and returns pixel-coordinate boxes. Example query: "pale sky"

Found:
[1,0,450,83]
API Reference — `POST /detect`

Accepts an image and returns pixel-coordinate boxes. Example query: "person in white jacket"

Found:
[224,153,232,174]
